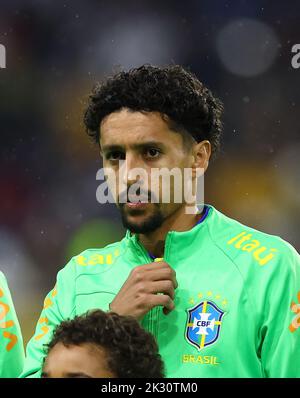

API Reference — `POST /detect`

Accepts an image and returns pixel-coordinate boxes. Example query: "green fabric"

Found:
[0,272,24,377]
[21,205,300,378]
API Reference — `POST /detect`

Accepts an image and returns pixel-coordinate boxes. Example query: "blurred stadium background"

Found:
[0,0,299,345]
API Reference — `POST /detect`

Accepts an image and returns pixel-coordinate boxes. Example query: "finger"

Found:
[163,307,172,315]
[144,267,178,289]
[148,293,175,313]
[150,261,177,287]
[131,262,178,288]
[129,262,170,283]
[148,280,175,300]
[137,261,172,272]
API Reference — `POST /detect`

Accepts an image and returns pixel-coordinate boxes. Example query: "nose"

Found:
[119,153,143,187]
[119,153,150,198]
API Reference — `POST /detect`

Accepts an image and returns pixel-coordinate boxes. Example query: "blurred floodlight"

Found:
[216,18,280,77]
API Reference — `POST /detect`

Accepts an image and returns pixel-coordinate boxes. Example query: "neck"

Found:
[138,205,202,258]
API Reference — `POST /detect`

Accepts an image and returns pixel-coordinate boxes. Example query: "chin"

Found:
[119,201,164,234]
[125,216,152,231]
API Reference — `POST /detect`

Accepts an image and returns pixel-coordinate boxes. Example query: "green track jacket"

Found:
[0,272,24,377]
[21,205,300,377]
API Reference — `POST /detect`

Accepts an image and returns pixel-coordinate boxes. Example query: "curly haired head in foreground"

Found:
[43,309,165,378]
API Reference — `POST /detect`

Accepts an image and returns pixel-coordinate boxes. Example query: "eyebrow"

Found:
[41,371,93,378]
[101,141,167,153]
[65,373,93,378]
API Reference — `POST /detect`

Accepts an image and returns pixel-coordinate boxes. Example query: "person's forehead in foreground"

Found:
[41,309,165,378]
[42,342,114,378]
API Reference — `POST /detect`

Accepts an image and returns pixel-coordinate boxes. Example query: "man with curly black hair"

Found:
[21,65,300,378]
[41,310,164,378]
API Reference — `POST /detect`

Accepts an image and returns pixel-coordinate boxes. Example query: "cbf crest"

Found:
[185,300,225,351]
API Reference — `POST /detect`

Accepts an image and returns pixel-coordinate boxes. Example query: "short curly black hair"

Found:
[43,309,165,378]
[84,64,223,156]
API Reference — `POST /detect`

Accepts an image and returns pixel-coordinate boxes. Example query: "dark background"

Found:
[0,0,299,344]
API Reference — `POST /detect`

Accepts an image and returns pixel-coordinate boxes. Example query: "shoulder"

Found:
[58,239,125,278]
[73,240,123,267]
[206,205,299,273]
[0,271,9,289]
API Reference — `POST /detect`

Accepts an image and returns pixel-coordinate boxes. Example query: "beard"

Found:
[119,204,165,234]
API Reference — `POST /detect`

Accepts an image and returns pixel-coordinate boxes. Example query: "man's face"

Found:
[42,343,115,378]
[100,109,195,234]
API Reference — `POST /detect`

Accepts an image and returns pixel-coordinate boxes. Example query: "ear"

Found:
[191,140,211,177]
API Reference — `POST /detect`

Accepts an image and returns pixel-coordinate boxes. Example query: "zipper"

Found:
[133,239,156,336]
[133,232,174,339]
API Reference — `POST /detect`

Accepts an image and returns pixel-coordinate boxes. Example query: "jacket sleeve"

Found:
[260,244,300,377]
[19,259,76,378]
[0,271,25,377]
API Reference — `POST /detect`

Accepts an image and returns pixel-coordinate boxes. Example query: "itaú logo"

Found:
[0,44,6,69]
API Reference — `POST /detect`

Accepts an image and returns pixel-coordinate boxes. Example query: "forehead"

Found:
[100,109,179,147]
[44,343,109,372]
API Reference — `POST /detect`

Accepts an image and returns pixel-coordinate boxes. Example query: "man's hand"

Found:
[109,261,178,320]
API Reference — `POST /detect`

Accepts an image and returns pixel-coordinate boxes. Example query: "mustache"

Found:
[118,187,158,204]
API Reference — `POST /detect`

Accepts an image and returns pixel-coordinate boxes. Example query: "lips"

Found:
[125,191,149,205]
[125,200,149,209]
